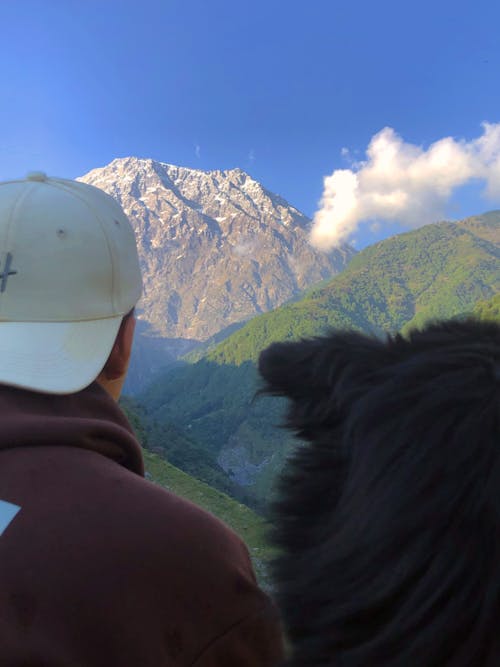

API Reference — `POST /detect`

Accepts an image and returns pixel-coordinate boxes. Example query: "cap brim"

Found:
[0,317,123,394]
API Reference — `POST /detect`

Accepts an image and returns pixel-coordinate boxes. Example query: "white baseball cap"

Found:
[0,172,142,394]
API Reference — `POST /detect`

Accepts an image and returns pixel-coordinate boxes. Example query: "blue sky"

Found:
[1,0,499,246]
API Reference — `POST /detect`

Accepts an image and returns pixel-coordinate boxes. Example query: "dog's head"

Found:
[259,317,500,666]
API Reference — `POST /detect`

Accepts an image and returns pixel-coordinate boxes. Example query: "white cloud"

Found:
[248,148,255,162]
[311,123,500,249]
[195,144,201,159]
[233,241,255,256]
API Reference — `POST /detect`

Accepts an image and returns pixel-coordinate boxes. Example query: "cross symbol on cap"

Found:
[0,253,18,293]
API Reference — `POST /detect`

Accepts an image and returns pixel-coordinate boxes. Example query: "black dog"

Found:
[259,318,500,666]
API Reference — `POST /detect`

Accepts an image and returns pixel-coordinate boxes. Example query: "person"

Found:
[259,318,500,666]
[0,172,284,666]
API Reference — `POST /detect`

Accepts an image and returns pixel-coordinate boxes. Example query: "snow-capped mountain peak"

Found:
[79,157,354,340]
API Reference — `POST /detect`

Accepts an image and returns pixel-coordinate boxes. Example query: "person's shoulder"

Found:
[119,468,254,573]
[99,464,285,665]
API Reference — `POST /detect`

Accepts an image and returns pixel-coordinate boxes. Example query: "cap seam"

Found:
[48,180,117,311]
[3,182,37,251]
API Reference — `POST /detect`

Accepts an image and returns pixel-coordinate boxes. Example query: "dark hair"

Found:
[259,317,500,666]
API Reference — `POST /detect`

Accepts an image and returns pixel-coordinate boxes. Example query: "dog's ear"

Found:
[258,338,326,400]
[258,330,391,437]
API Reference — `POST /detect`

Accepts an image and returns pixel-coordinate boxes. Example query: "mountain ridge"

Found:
[79,157,354,392]
[79,157,354,341]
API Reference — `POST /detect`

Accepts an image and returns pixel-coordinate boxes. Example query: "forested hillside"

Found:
[473,292,500,321]
[140,213,500,504]
[120,395,259,507]
[207,213,500,364]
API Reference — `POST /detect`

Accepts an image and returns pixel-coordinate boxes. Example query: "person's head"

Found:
[259,317,500,666]
[0,172,142,400]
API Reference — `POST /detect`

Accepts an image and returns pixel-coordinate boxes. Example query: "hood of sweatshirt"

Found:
[0,381,144,476]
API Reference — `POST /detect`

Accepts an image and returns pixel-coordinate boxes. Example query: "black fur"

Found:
[259,318,500,666]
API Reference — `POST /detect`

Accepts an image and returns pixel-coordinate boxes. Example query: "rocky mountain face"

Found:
[79,157,354,343]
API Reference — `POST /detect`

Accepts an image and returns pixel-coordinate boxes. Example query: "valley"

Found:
[82,160,499,523]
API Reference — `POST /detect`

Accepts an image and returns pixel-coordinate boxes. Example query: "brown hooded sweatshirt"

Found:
[0,383,284,666]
